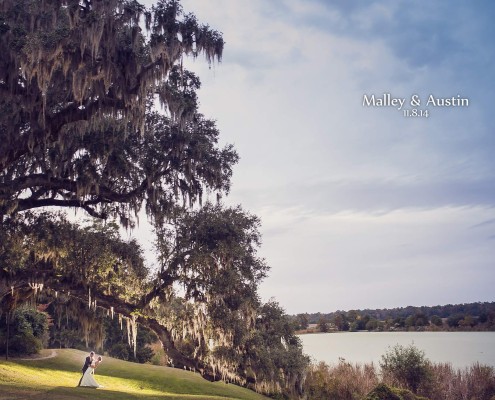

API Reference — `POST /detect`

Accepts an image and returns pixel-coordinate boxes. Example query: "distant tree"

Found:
[365,318,380,331]
[332,313,349,331]
[405,315,416,329]
[357,315,371,330]
[458,315,476,328]
[317,317,329,333]
[414,312,428,327]
[488,312,495,328]
[347,310,359,323]
[295,313,309,330]
[447,314,465,328]
[393,317,406,329]
[297,302,495,333]
[430,315,443,327]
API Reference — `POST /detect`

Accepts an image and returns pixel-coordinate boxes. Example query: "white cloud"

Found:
[136,0,495,314]
[257,205,495,312]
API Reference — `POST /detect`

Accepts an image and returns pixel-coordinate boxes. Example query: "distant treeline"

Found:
[291,302,495,332]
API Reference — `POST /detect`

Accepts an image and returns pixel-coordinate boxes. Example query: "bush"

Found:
[108,343,130,360]
[0,307,48,356]
[135,346,154,364]
[380,344,433,393]
[8,333,42,355]
[302,347,495,400]
[304,360,379,399]
[426,362,495,400]
[365,383,429,400]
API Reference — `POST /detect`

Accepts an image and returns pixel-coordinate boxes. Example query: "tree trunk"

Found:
[5,311,10,360]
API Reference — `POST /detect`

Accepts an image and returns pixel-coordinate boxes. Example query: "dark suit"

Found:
[78,355,93,386]
[82,356,92,373]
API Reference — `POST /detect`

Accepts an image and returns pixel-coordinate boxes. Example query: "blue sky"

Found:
[138,0,495,314]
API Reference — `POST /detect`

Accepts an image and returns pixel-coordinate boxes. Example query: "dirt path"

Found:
[17,349,57,361]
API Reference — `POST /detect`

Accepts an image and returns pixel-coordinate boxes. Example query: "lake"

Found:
[299,331,495,369]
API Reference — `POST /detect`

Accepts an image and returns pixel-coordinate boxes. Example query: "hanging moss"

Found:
[0,0,225,223]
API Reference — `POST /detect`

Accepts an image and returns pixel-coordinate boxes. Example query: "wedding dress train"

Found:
[79,364,103,388]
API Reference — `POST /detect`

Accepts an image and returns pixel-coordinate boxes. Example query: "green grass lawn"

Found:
[0,349,269,400]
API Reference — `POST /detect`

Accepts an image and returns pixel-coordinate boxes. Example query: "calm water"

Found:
[299,332,495,369]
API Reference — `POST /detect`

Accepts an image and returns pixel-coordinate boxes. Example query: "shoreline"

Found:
[296,328,495,335]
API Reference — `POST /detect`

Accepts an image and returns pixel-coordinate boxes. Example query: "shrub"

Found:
[0,307,48,356]
[425,362,495,400]
[365,383,429,400]
[304,360,379,399]
[108,343,130,360]
[380,344,433,393]
[9,333,42,355]
[135,345,154,364]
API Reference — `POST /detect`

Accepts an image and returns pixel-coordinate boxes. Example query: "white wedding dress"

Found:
[79,363,103,388]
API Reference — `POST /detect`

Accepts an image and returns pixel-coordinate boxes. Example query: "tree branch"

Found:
[1,279,219,380]
[15,198,107,219]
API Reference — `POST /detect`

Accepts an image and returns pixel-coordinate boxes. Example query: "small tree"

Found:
[380,344,432,393]
[317,317,329,333]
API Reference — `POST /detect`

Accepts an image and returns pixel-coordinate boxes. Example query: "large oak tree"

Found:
[0,0,229,225]
[0,0,309,396]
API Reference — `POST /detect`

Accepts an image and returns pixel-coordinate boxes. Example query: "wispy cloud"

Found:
[136,0,495,313]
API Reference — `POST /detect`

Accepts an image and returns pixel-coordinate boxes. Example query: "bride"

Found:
[79,356,104,388]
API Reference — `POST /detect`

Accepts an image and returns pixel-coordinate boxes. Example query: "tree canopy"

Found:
[0,0,230,226]
[0,1,309,397]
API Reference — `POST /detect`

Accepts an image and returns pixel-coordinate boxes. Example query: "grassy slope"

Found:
[0,349,269,400]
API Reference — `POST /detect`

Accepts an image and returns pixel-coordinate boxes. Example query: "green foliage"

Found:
[365,383,429,400]
[0,0,227,226]
[242,301,310,397]
[357,315,371,330]
[447,313,465,328]
[380,344,433,393]
[0,204,293,390]
[332,313,350,331]
[304,360,378,400]
[108,343,131,361]
[430,315,442,327]
[291,314,309,331]
[317,317,329,333]
[0,1,305,392]
[366,318,381,331]
[0,307,48,356]
[105,317,156,364]
[8,333,41,355]
[302,355,495,400]
[301,302,495,332]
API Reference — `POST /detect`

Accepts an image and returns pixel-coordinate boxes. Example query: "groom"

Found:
[78,351,95,386]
